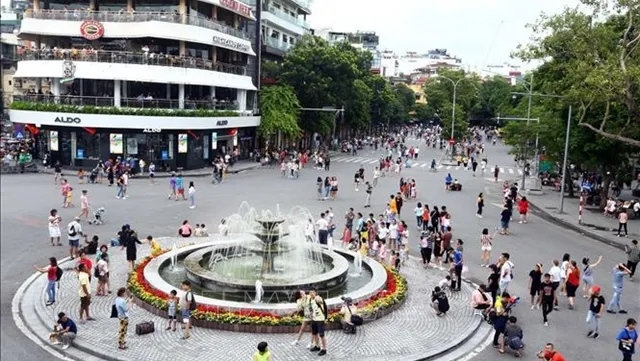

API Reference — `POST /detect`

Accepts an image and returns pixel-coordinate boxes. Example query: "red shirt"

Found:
[567,266,580,286]
[545,351,566,361]
[47,266,57,281]
[77,258,92,272]
[519,200,529,213]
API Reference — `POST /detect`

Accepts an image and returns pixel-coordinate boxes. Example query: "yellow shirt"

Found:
[150,239,162,256]
[389,199,398,214]
[360,243,368,257]
[78,271,91,297]
[66,191,73,201]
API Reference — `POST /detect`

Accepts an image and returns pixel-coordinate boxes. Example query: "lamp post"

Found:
[437,76,465,161]
[558,105,572,214]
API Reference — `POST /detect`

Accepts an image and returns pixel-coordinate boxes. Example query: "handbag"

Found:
[135,321,155,335]
[618,330,633,353]
[110,304,118,318]
[347,306,363,326]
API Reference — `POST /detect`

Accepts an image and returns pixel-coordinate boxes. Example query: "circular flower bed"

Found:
[128,253,408,330]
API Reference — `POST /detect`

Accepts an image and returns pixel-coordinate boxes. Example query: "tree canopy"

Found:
[514,0,640,147]
[258,85,302,140]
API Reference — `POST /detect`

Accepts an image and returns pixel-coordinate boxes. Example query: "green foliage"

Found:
[368,75,400,126]
[514,0,640,147]
[440,103,469,141]
[10,101,239,117]
[258,85,302,139]
[394,84,417,112]
[412,103,435,122]
[476,76,513,120]
[261,60,283,80]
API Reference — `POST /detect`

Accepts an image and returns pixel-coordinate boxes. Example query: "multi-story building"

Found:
[319,30,381,73]
[8,0,260,169]
[244,0,312,60]
[381,49,463,79]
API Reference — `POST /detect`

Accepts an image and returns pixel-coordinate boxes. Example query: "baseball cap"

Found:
[591,285,601,294]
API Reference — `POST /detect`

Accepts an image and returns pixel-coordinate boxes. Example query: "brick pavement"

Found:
[21,236,481,361]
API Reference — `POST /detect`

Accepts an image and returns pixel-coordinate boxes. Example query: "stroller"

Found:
[88,207,106,225]
[88,167,99,183]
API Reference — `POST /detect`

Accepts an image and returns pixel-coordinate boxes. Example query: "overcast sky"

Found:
[309,0,582,69]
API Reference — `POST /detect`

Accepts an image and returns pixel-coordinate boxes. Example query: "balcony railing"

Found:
[266,6,308,28]
[263,37,291,52]
[23,10,250,40]
[14,94,240,111]
[17,48,247,76]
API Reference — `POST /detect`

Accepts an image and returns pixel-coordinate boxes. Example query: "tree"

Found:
[394,83,417,112]
[440,103,468,140]
[258,85,302,140]
[343,79,372,131]
[475,76,513,121]
[515,0,640,147]
[261,60,283,81]
[413,103,435,122]
[368,75,398,126]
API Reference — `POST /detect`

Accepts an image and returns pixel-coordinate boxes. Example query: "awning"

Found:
[197,0,256,21]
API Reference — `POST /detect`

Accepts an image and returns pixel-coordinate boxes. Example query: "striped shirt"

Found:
[480,234,492,247]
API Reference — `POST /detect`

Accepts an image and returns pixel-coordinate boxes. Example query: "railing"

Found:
[263,37,291,52]
[266,6,308,28]
[14,94,239,111]
[23,10,250,40]
[17,48,247,76]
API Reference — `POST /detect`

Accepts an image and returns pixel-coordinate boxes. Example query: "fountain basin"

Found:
[144,239,388,315]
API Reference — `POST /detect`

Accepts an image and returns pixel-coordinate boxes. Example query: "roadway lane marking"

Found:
[446,166,452,170]
[508,169,514,174]
[500,168,505,173]
[518,169,523,175]
[437,165,444,169]
[421,163,427,167]
[368,160,378,164]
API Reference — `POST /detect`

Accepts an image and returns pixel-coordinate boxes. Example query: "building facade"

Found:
[320,30,381,74]
[8,0,261,170]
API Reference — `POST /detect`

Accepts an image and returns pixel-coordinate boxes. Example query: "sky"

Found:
[309,0,582,70]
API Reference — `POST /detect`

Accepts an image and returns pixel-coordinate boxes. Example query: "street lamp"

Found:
[437,76,465,161]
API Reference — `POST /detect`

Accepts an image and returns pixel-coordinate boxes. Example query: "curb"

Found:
[33,164,263,179]
[526,199,627,251]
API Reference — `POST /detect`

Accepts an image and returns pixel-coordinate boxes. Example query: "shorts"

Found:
[149,173,155,178]
[80,296,91,309]
[311,320,325,337]
[182,309,191,322]
[177,188,185,195]
[168,314,176,320]
[69,239,80,248]
[551,281,560,290]
[530,287,540,296]
[566,283,578,297]
[500,220,509,229]
[481,245,492,252]
[98,275,109,283]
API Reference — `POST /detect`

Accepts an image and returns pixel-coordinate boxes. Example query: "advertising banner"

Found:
[110,133,123,154]
[178,133,188,153]
[50,131,59,151]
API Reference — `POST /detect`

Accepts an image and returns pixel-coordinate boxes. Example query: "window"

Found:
[282,35,288,43]
[75,132,102,160]
[270,30,280,39]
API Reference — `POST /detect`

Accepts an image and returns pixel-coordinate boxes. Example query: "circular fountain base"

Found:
[183,245,350,295]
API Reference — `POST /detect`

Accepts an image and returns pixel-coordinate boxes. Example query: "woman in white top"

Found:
[48,209,62,246]
[187,181,196,209]
[480,228,493,267]
[414,202,424,229]
[372,167,381,187]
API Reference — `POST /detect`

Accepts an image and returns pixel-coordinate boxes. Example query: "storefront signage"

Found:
[77,149,85,159]
[110,133,123,154]
[212,36,250,53]
[80,20,105,40]
[142,128,162,133]
[60,60,76,84]
[50,130,59,151]
[178,133,188,153]
[216,120,228,126]
[211,132,217,150]
[54,116,81,124]
[219,0,252,18]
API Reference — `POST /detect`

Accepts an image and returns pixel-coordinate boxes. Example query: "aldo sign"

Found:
[54,116,81,124]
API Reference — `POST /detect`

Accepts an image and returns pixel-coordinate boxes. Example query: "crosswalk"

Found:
[330,156,524,175]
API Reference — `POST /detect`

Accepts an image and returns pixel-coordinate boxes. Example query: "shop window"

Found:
[75,132,102,160]
[132,133,174,163]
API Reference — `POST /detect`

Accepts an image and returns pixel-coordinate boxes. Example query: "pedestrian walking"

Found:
[493,165,500,182]
[77,190,90,221]
[364,181,372,208]
[585,285,605,339]
[617,211,629,237]
[518,197,529,224]
[606,263,632,314]
[539,273,556,327]
[624,240,639,280]
[48,209,62,246]
[528,263,542,309]
[480,228,492,267]
[114,287,131,349]
[187,181,196,209]
[415,202,424,229]
[548,259,562,309]
[476,193,484,218]
[616,318,637,361]
[565,260,581,309]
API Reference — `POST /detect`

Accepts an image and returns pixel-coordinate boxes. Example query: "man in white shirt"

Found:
[305,219,316,242]
[498,252,514,294]
[315,213,329,245]
[388,220,399,247]
[67,217,83,259]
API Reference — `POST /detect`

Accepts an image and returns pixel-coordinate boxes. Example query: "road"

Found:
[1,135,638,361]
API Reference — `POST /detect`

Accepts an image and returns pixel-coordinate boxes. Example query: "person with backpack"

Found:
[431,286,450,316]
[67,217,83,259]
[180,280,196,340]
[308,288,328,356]
[339,297,361,334]
[616,318,637,361]
[33,257,60,306]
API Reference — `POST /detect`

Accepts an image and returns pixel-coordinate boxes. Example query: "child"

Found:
[378,239,387,264]
[175,174,186,200]
[166,290,178,331]
[65,187,74,208]
[200,224,209,237]
[370,238,379,259]
[77,168,86,184]
[399,244,408,266]
[168,173,177,200]
[359,239,369,257]
[410,180,417,199]
[147,235,162,257]
[342,227,352,249]
[438,275,452,292]
[390,250,398,270]
[252,341,272,361]
[194,224,202,237]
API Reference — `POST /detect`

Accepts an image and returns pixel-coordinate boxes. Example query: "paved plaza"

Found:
[3,138,639,361]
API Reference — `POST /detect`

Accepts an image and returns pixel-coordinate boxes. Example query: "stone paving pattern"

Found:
[24,236,479,361]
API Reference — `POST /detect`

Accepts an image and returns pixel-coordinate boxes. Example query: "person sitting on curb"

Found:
[50,312,77,350]
[431,286,450,316]
[339,296,359,334]
[500,316,524,356]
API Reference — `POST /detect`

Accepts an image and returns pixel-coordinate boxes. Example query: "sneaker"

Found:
[587,331,594,337]
[306,342,312,349]
[619,310,628,314]
[553,306,559,310]
[530,305,535,310]
[606,310,616,314]
[544,322,549,327]
[61,344,69,350]
[568,304,574,310]
[318,350,327,356]
[291,340,298,346]
[309,346,321,352]
[593,333,599,339]
[189,206,196,209]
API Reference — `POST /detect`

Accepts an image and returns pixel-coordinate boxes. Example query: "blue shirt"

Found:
[176,177,184,189]
[613,268,626,289]
[58,318,77,334]
[454,250,463,265]
[115,297,129,319]
[617,328,637,354]
[445,175,453,183]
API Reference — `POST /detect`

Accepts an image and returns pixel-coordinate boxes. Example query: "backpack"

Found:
[55,266,63,281]
[187,291,197,311]
[316,298,328,320]
[68,224,77,237]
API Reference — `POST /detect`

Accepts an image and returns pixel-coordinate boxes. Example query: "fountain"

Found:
[155,203,380,305]
[170,243,178,270]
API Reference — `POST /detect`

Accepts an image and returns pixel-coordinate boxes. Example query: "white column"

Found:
[210,86,216,99]
[51,80,61,96]
[114,80,121,107]
[167,84,171,99]
[178,84,185,109]
[236,89,247,112]
[122,81,128,98]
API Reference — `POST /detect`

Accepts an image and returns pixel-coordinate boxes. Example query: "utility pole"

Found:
[437,76,465,161]
[558,105,572,214]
